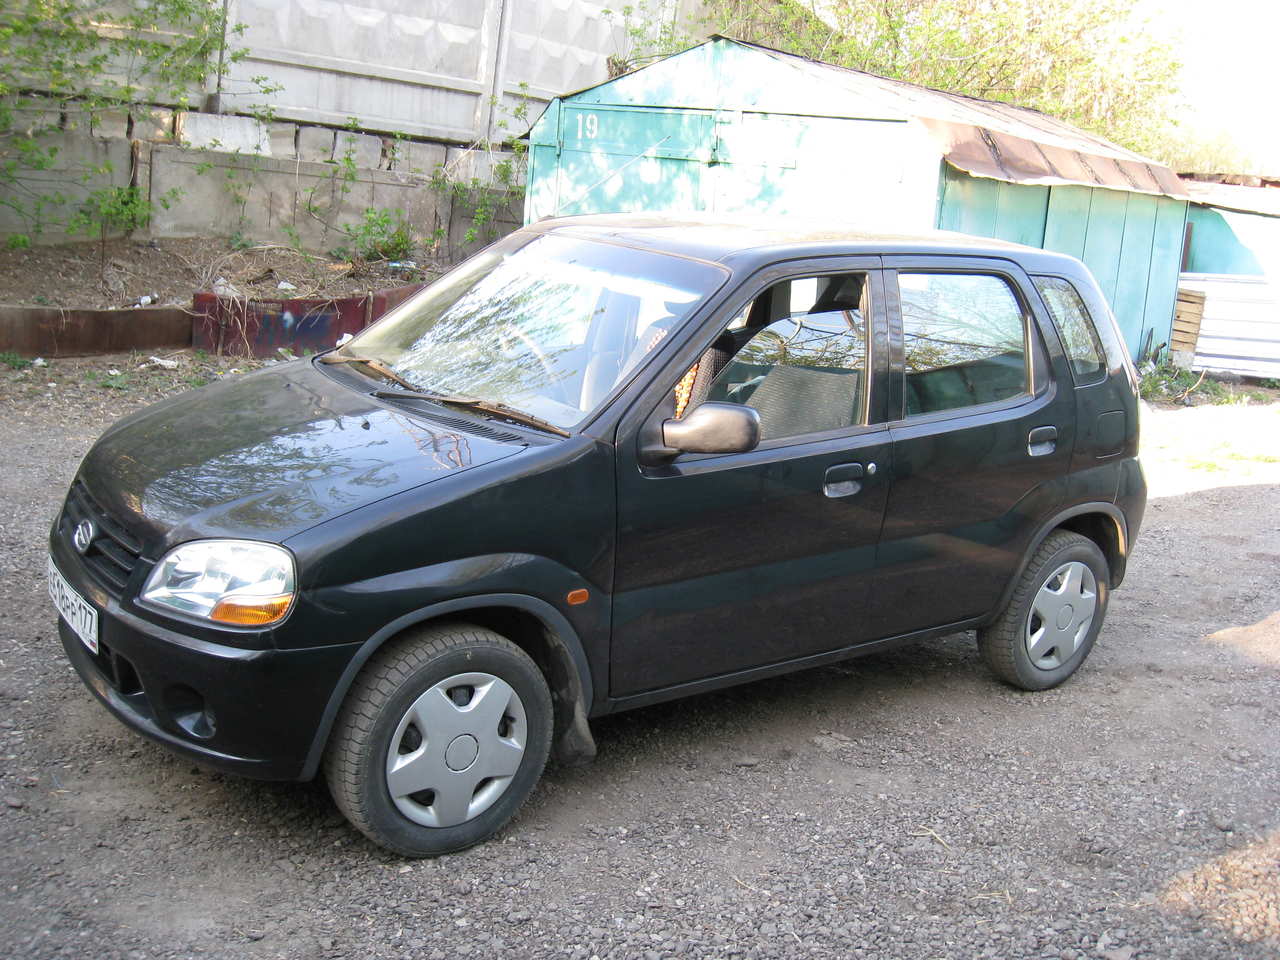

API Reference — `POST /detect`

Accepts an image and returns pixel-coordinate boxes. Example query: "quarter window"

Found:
[897,272,1028,416]
[1033,276,1106,383]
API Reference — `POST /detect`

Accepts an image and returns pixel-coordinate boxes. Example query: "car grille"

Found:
[60,481,143,595]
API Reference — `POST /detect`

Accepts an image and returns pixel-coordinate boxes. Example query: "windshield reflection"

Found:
[344,234,727,430]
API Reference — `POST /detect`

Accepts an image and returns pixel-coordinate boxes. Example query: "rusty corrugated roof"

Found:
[724,37,1185,198]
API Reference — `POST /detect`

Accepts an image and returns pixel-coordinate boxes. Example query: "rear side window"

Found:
[1033,276,1106,383]
[897,272,1028,416]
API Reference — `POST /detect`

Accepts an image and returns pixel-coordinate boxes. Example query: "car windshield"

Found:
[338,234,728,430]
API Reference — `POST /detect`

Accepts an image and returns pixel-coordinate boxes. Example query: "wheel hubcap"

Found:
[1025,561,1097,670]
[385,672,527,828]
[444,735,479,771]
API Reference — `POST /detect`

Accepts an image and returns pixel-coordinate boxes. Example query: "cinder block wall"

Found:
[1,106,524,264]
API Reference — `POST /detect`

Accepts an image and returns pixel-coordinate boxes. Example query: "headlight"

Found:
[142,540,296,627]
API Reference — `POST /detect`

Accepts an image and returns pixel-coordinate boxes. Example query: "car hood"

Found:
[76,360,527,553]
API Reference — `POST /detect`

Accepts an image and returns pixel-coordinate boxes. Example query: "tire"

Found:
[978,531,1110,691]
[323,623,553,857]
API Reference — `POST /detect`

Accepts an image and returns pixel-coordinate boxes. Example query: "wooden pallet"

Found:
[1173,288,1206,353]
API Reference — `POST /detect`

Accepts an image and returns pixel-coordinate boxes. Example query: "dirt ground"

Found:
[0,356,1277,960]
[0,238,435,310]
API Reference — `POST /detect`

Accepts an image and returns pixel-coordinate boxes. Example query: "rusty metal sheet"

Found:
[0,305,192,357]
[921,119,1186,199]
[191,284,425,358]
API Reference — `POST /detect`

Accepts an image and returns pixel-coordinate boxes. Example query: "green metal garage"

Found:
[523,37,1189,359]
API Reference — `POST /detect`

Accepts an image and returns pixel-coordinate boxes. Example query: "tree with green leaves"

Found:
[0,0,275,244]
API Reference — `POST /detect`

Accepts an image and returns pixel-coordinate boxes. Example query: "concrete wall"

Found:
[0,132,134,237]
[218,0,630,142]
[141,137,521,262]
[3,0,636,252]
[1,114,522,261]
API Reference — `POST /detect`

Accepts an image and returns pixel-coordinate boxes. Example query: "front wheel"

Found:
[324,623,553,856]
[978,531,1110,691]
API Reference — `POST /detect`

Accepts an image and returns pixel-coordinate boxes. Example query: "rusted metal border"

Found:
[0,305,193,357]
[0,283,427,358]
[190,283,426,358]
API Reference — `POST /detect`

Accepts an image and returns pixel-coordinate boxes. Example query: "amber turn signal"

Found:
[209,594,294,626]
[566,588,589,606]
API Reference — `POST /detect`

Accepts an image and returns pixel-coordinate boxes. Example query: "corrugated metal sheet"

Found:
[1180,274,1280,378]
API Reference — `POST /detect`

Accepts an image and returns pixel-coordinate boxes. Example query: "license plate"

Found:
[48,555,99,654]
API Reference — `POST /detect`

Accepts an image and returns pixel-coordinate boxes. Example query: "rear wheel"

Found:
[324,623,552,856]
[978,531,1109,691]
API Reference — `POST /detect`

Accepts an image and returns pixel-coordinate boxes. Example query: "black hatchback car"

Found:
[49,215,1145,856]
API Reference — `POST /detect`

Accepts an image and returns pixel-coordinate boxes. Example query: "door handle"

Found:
[824,462,873,498]
[1027,425,1058,457]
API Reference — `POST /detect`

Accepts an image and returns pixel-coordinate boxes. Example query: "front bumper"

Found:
[51,533,360,781]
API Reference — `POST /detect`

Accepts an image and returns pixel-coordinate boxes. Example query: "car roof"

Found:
[527,213,1086,275]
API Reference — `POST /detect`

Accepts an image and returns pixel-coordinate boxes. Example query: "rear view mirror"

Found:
[662,402,761,455]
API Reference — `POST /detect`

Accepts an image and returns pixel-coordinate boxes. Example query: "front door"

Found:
[609,261,893,698]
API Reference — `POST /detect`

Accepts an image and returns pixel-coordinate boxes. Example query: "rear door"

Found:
[867,257,1075,638]
[609,259,893,698]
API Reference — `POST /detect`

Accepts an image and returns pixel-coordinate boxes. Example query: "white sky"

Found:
[1136,0,1280,172]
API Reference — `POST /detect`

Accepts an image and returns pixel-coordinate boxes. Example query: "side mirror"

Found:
[661,402,761,455]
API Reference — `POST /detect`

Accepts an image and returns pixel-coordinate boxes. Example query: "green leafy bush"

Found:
[0,351,33,369]
[337,208,413,262]
[68,186,153,271]
[1139,363,1274,406]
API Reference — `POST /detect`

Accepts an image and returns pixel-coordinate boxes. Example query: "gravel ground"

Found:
[0,362,1277,960]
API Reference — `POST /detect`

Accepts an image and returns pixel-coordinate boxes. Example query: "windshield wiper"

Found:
[318,352,420,392]
[372,389,570,438]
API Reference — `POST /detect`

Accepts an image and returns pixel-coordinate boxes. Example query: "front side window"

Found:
[341,234,727,430]
[1033,276,1106,383]
[897,272,1028,416]
[684,273,868,442]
